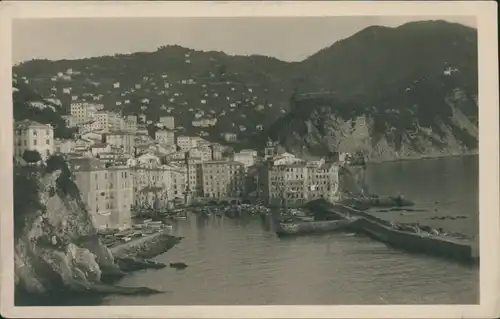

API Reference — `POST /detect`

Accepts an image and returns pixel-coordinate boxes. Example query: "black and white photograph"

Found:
[1,1,498,318]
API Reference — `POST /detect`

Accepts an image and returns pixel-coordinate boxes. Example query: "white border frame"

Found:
[0,1,498,318]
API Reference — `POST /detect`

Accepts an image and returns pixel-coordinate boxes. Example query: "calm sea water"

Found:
[100,156,479,305]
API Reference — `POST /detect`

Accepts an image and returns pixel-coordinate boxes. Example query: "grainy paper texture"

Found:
[1,1,498,318]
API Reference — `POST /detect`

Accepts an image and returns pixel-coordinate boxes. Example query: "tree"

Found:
[22,150,42,164]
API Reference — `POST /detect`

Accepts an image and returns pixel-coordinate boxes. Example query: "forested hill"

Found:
[13,20,478,158]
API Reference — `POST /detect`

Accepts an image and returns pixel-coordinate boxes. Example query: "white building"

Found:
[54,138,76,154]
[155,129,175,146]
[95,111,122,131]
[70,102,98,125]
[192,118,217,128]
[232,149,257,168]
[159,116,175,130]
[123,115,137,132]
[222,132,238,142]
[273,152,305,166]
[176,136,194,151]
[14,120,54,160]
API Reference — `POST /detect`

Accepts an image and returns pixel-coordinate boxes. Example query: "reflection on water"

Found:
[29,156,477,306]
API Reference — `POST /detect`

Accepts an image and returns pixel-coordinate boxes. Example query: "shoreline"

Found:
[366,152,478,165]
[15,231,182,306]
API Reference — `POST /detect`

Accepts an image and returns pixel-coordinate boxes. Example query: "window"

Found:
[33,139,37,145]
[46,139,50,145]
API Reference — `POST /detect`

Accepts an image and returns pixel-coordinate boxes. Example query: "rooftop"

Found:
[15,119,52,129]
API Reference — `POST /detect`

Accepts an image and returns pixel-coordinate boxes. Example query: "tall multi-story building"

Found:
[200,160,245,199]
[155,129,175,146]
[129,159,187,210]
[304,162,340,202]
[104,131,136,155]
[14,120,54,160]
[267,160,340,206]
[95,111,122,131]
[71,158,134,229]
[159,116,175,130]
[176,136,195,151]
[123,115,138,132]
[70,102,98,125]
[184,158,203,199]
[186,146,212,162]
[210,144,224,160]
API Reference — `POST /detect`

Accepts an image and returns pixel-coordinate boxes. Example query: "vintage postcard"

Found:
[0,1,498,318]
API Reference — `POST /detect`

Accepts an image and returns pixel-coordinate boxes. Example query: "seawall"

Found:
[306,200,478,264]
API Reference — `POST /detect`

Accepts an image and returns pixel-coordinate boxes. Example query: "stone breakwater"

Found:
[111,232,183,259]
[108,232,183,275]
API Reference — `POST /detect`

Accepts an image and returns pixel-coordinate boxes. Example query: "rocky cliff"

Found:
[13,155,165,304]
[268,85,478,162]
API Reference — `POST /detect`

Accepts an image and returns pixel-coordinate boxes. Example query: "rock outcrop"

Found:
[267,86,478,162]
[13,156,167,303]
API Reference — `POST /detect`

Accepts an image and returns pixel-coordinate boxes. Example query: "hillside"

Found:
[267,20,478,160]
[12,20,478,159]
[13,81,76,139]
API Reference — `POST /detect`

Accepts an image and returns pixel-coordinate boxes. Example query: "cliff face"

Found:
[267,86,478,162]
[14,156,122,296]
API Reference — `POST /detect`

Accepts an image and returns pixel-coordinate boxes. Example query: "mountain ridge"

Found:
[13,20,478,160]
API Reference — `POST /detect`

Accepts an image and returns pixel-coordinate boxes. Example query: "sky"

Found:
[12,16,476,65]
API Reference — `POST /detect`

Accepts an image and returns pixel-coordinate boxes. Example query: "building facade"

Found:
[129,159,187,211]
[14,120,54,160]
[54,138,76,154]
[104,131,136,155]
[123,115,138,132]
[232,149,257,169]
[72,158,134,229]
[155,129,175,146]
[159,116,175,130]
[177,136,196,151]
[70,102,98,125]
[267,160,340,206]
[200,160,245,199]
[95,111,122,131]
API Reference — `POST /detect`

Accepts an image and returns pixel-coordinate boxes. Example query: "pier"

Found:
[306,200,479,265]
